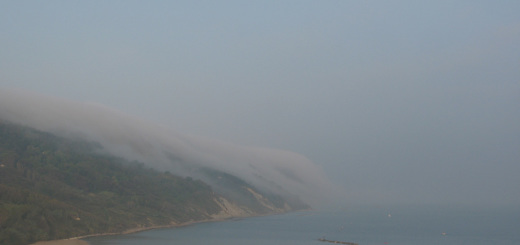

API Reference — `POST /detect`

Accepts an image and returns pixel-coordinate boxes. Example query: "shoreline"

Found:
[29,217,230,245]
[30,210,303,245]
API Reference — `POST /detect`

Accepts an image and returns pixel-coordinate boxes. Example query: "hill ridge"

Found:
[0,121,306,245]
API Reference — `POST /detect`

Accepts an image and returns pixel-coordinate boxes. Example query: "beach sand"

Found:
[29,210,282,245]
[31,239,89,245]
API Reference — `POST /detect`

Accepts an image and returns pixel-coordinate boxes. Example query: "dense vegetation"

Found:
[0,121,228,245]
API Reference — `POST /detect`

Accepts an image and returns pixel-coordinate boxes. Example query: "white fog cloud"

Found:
[0,89,335,206]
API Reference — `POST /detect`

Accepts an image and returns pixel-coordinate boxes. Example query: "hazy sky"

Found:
[1,1,519,206]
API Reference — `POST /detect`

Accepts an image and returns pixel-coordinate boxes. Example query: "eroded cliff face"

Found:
[212,197,254,218]
[210,188,294,220]
[244,187,292,213]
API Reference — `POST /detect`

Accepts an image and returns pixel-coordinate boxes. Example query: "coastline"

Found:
[31,239,89,245]
[29,210,299,245]
[29,218,226,245]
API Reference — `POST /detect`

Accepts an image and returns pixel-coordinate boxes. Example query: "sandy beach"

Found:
[28,210,287,245]
[28,218,223,245]
[31,239,89,245]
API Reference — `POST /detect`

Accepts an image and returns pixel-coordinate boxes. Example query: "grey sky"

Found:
[1,1,519,206]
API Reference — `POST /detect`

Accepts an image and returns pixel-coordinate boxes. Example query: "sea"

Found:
[86,205,520,245]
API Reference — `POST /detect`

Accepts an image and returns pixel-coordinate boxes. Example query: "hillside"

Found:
[0,121,307,245]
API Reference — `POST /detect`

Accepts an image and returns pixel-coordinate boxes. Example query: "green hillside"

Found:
[0,121,303,245]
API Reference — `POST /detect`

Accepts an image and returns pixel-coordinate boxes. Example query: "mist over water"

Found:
[0,89,335,206]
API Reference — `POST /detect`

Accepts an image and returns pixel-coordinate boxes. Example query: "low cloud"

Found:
[0,89,335,206]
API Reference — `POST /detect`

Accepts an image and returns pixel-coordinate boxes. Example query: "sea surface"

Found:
[86,205,520,245]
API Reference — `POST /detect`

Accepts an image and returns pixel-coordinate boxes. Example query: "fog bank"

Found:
[0,89,335,206]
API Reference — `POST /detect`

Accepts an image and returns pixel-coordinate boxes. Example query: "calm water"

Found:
[87,205,520,245]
